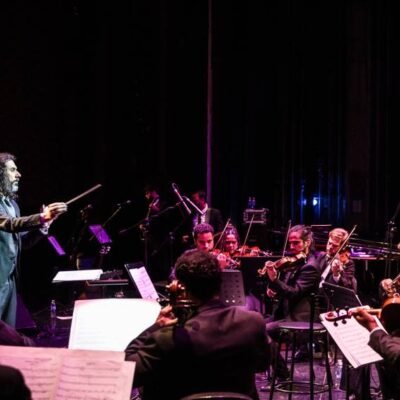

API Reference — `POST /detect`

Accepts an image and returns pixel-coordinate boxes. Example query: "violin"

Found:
[210,249,241,269]
[324,297,400,333]
[257,252,307,276]
[165,280,197,326]
[234,245,271,257]
[338,248,351,264]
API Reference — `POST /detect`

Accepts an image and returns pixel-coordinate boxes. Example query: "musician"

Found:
[174,223,230,270]
[144,184,164,217]
[260,225,320,384]
[180,190,224,250]
[191,190,224,233]
[125,250,269,400]
[316,227,357,292]
[219,223,241,257]
[141,184,170,282]
[0,152,67,327]
[316,228,370,400]
[0,365,32,400]
[264,224,319,323]
[353,308,400,400]
[219,224,263,312]
[0,319,36,346]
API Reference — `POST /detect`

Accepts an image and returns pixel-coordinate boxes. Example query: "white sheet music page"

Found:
[320,311,384,368]
[52,269,103,282]
[129,266,159,300]
[0,345,135,400]
[68,298,161,351]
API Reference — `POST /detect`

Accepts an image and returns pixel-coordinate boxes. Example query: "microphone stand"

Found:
[385,201,400,278]
[182,196,205,216]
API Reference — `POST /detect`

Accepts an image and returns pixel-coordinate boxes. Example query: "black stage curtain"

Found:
[2,0,400,307]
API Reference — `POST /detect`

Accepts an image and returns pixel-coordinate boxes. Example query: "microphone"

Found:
[171,183,191,215]
[116,200,133,208]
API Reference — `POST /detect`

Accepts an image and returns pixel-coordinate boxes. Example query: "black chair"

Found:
[179,392,253,400]
[268,293,333,400]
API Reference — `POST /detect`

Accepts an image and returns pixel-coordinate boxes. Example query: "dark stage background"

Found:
[2,0,400,310]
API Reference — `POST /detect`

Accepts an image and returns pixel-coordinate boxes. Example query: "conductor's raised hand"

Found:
[40,202,68,223]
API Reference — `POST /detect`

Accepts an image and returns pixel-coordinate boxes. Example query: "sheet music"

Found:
[320,311,384,368]
[68,298,161,351]
[0,346,134,400]
[52,269,103,282]
[128,266,159,300]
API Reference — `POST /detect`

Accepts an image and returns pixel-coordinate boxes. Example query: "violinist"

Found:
[219,224,241,258]
[264,225,320,323]
[352,308,400,400]
[171,223,231,273]
[260,225,320,388]
[316,227,371,400]
[316,227,357,292]
[140,183,171,282]
[218,224,263,312]
[125,250,269,400]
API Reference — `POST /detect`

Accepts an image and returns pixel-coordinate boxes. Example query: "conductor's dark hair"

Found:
[0,152,17,199]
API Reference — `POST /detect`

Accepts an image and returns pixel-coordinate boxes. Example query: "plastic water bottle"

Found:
[334,359,343,389]
[251,197,256,209]
[50,299,57,335]
[247,197,252,209]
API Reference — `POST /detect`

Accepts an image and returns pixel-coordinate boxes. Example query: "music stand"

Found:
[322,282,363,309]
[88,224,112,245]
[220,270,246,306]
[124,262,161,301]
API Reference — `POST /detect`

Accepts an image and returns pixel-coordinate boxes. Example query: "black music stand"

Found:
[322,282,363,309]
[220,270,246,306]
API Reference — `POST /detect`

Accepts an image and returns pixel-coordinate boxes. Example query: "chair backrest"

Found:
[179,392,253,400]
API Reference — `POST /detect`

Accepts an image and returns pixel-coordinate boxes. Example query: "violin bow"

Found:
[240,214,256,256]
[328,224,357,267]
[214,218,231,250]
[282,220,292,257]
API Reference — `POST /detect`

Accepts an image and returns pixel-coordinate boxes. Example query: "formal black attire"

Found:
[265,254,320,377]
[369,329,400,400]
[0,364,32,400]
[125,298,268,400]
[0,198,46,326]
[267,253,320,323]
[0,319,36,346]
[202,207,224,234]
[315,251,356,291]
[315,251,370,400]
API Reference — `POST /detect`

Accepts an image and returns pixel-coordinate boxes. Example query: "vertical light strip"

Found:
[206,0,213,203]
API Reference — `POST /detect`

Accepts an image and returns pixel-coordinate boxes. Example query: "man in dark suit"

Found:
[315,227,370,400]
[353,307,400,399]
[0,364,32,400]
[125,249,269,400]
[261,225,320,384]
[190,189,224,233]
[264,225,320,324]
[0,152,67,327]
[178,189,224,251]
[315,227,357,292]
